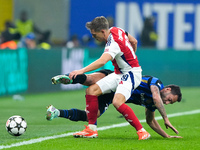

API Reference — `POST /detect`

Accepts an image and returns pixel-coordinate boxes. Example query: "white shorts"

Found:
[96,69,142,100]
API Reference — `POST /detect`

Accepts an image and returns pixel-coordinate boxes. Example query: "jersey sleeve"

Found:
[149,77,164,90]
[104,40,121,60]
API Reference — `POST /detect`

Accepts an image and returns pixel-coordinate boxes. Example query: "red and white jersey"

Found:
[104,27,141,74]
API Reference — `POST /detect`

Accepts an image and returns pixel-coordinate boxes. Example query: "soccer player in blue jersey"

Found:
[47,70,182,139]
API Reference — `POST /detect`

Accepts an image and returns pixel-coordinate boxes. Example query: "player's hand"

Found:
[69,70,84,79]
[164,120,179,134]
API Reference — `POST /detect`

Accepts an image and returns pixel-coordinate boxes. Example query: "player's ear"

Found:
[163,87,171,92]
[101,30,105,34]
[166,87,171,92]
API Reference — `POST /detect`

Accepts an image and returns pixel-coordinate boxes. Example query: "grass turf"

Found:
[0,87,200,149]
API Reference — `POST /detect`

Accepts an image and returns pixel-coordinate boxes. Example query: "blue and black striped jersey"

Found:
[98,75,164,115]
[127,76,164,112]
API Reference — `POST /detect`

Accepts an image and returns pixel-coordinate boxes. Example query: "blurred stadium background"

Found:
[0,0,200,97]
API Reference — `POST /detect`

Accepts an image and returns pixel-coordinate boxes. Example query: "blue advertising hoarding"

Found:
[70,0,200,50]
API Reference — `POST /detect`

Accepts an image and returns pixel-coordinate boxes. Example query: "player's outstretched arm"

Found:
[145,109,182,138]
[150,85,179,134]
[69,53,112,79]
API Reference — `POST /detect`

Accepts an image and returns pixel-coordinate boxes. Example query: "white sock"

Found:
[88,124,97,131]
[138,128,146,132]
[56,109,60,117]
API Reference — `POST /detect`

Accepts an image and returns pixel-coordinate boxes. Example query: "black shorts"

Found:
[96,69,114,76]
[98,92,115,116]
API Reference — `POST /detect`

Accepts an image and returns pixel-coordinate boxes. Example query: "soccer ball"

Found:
[6,115,27,136]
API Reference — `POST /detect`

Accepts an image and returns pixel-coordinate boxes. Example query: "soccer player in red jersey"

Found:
[68,16,150,139]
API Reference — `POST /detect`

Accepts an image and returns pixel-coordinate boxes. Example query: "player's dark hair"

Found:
[165,84,182,102]
[86,16,109,32]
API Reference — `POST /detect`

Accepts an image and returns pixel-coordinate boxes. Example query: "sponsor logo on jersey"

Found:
[119,81,123,84]
[104,48,109,52]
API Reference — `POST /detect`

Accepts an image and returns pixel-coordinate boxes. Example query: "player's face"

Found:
[161,88,178,105]
[90,29,105,42]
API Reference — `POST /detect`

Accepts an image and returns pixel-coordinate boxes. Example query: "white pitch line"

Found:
[0,109,200,149]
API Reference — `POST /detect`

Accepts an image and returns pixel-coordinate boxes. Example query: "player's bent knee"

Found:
[86,84,102,96]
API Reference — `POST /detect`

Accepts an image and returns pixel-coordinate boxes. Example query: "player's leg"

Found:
[73,74,117,138]
[59,108,87,121]
[82,73,106,86]
[51,69,113,85]
[86,74,117,124]
[51,72,104,85]
[59,79,104,137]
[81,69,114,86]
[113,71,150,140]
[46,105,100,122]
[51,73,86,85]
[113,93,143,131]
[82,69,113,86]
[73,84,102,138]
[46,93,113,121]
[73,93,114,138]
[46,93,113,138]
[75,73,118,138]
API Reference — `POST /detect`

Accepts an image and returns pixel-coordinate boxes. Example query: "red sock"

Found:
[85,95,98,124]
[117,103,143,131]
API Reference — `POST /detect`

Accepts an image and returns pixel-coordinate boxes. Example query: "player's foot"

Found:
[51,75,73,85]
[73,125,98,138]
[137,128,151,140]
[46,105,60,121]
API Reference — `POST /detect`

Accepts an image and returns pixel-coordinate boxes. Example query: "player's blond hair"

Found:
[86,16,109,32]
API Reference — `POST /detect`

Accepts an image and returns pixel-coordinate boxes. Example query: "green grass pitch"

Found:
[0,87,200,150]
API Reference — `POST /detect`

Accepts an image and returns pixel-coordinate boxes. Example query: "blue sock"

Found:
[59,109,87,122]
